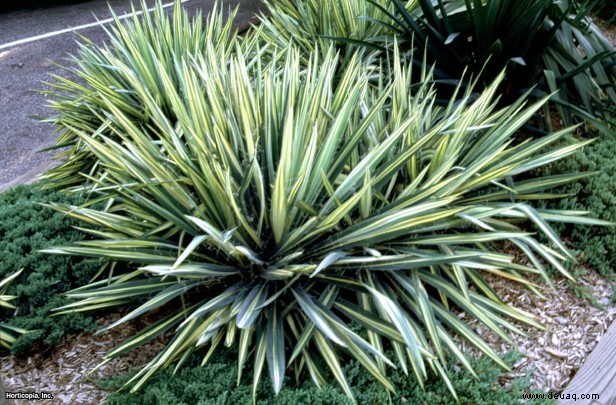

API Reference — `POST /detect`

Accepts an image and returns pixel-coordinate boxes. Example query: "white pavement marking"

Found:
[0,0,190,51]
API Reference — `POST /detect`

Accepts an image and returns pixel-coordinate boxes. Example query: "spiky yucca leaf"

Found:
[0,270,29,350]
[43,33,610,399]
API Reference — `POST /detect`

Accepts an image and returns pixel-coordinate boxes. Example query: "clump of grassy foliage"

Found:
[254,0,397,64]
[0,184,100,352]
[100,349,552,405]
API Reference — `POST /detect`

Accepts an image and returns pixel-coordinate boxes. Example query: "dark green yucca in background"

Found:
[41,0,609,401]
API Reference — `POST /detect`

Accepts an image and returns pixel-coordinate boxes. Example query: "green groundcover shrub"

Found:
[537,136,616,277]
[0,183,100,352]
[101,349,552,405]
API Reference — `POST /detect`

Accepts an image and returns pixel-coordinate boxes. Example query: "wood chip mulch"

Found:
[1,311,168,404]
[463,269,616,393]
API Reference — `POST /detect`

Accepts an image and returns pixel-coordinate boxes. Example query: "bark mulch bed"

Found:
[1,311,168,404]
[467,270,616,393]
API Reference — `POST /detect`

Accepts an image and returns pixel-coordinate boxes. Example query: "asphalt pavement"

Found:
[0,0,264,192]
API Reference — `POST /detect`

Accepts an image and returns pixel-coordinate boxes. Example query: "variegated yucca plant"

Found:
[44,20,608,397]
[0,270,29,350]
[41,1,256,189]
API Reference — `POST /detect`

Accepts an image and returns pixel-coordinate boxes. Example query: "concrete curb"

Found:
[0,160,58,194]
